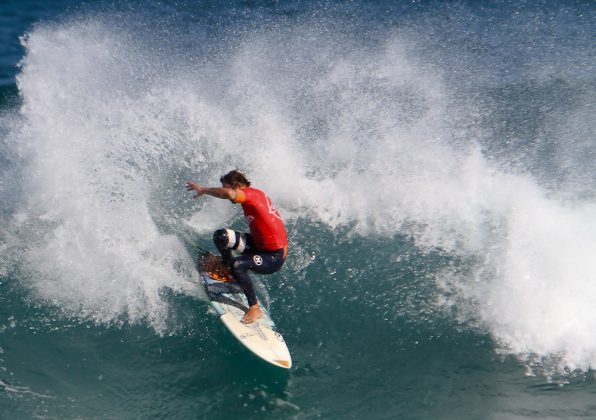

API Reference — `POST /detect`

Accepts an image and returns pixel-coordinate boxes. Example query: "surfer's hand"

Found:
[186,181,205,198]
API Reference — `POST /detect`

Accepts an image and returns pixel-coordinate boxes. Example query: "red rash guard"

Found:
[233,187,287,251]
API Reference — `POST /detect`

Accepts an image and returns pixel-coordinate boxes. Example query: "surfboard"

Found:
[198,253,292,369]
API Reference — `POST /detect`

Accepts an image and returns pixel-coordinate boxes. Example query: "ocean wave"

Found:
[1,5,594,375]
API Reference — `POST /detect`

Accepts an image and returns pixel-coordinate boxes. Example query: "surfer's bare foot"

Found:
[241,304,263,324]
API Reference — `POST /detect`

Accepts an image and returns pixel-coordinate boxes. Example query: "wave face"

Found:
[0,0,595,417]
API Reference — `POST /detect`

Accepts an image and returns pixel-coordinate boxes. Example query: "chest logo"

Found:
[267,197,283,220]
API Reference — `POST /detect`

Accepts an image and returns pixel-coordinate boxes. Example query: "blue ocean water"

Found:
[1,0,595,418]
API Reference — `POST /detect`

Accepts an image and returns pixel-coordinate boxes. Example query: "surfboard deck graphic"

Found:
[198,254,292,369]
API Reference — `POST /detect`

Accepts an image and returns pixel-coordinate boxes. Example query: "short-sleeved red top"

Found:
[233,187,287,251]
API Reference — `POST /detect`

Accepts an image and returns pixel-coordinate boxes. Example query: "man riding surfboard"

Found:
[186,170,288,324]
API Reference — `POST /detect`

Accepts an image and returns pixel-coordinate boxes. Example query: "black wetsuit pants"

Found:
[213,230,285,307]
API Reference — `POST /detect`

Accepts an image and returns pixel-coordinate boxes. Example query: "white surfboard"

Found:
[200,269,292,369]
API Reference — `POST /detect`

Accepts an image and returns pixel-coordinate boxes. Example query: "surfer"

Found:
[186,170,288,324]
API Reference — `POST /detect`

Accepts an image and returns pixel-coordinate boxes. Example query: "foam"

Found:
[10,21,204,332]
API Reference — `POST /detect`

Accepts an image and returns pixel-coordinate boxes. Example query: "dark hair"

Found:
[220,170,251,188]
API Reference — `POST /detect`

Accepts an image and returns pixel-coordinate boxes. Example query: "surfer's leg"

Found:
[231,250,285,295]
[230,250,285,323]
[244,249,285,275]
[230,255,259,306]
[230,254,267,323]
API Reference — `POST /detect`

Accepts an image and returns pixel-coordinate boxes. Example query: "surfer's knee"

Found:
[213,228,232,251]
[213,229,247,253]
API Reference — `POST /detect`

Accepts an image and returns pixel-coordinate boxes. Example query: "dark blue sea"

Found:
[1,0,595,418]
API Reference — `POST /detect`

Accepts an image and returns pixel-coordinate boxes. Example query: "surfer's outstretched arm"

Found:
[186,181,237,201]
